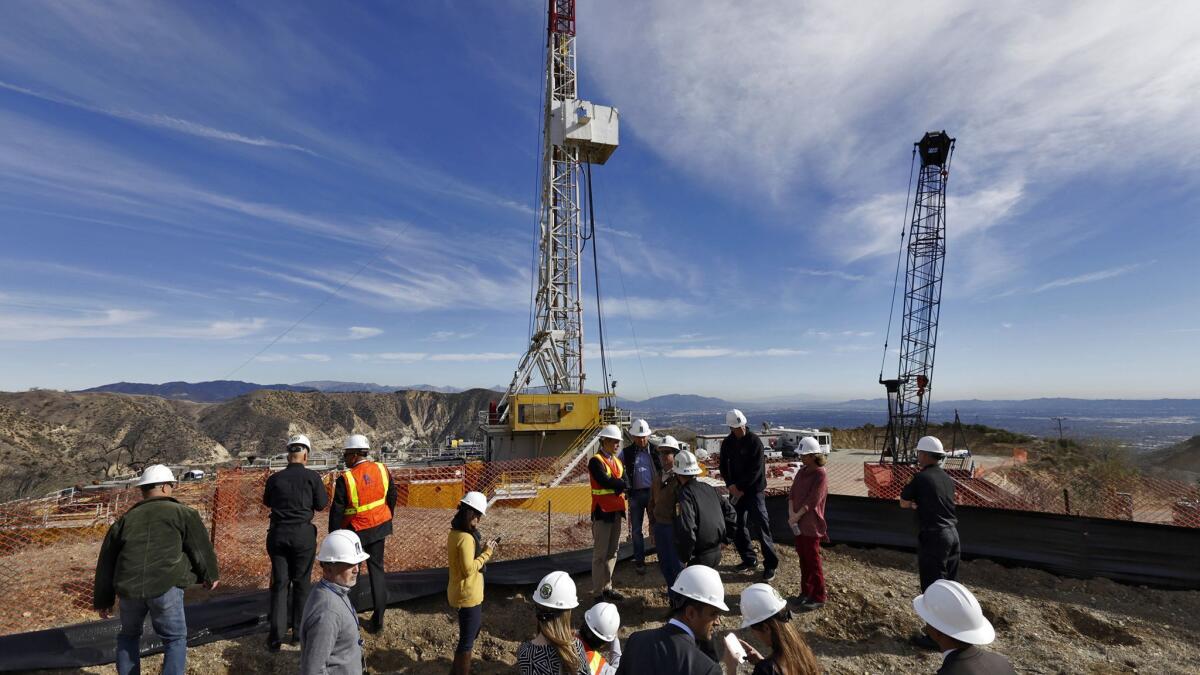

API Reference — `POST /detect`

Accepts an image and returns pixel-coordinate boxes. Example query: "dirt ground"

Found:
[34,542,1200,675]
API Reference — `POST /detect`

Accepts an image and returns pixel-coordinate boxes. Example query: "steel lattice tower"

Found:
[500,0,619,414]
[883,131,955,464]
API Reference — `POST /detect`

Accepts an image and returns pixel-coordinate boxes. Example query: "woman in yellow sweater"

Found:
[448,491,497,675]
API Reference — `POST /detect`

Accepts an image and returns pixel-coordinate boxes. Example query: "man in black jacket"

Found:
[262,433,329,651]
[672,450,736,568]
[718,409,779,580]
[899,436,960,591]
[913,580,1016,675]
[616,565,726,675]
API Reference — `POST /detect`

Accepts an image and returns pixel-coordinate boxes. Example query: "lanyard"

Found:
[318,580,365,648]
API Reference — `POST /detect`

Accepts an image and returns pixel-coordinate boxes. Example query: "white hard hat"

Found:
[739,583,788,628]
[673,450,701,476]
[798,436,822,456]
[657,435,680,451]
[629,419,652,437]
[136,464,176,487]
[912,580,995,645]
[695,448,711,461]
[584,602,620,643]
[916,436,945,456]
[343,434,370,451]
[460,491,488,515]
[287,434,311,451]
[532,570,579,610]
[317,529,372,565]
[670,565,728,611]
[726,409,747,428]
[598,424,623,441]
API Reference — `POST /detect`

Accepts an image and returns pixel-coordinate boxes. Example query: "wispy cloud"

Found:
[347,326,383,340]
[1031,263,1142,294]
[0,80,317,155]
[794,269,866,282]
[0,305,265,341]
[350,351,518,363]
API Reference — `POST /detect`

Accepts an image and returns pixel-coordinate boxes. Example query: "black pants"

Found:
[733,492,779,570]
[688,546,723,569]
[352,537,388,628]
[917,527,961,591]
[266,524,316,645]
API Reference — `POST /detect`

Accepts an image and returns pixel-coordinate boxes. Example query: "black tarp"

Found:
[0,544,634,672]
[764,494,1200,589]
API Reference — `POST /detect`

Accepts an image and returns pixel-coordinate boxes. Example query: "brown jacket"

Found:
[647,466,678,525]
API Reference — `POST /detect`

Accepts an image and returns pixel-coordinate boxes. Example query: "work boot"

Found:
[634,559,647,575]
[603,589,628,602]
[734,561,758,574]
[762,567,777,582]
[796,598,824,612]
[266,639,282,653]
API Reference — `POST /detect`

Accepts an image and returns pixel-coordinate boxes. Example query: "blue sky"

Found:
[1,1,1198,400]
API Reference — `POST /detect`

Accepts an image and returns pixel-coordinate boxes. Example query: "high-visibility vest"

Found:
[584,648,606,675]
[340,461,392,531]
[590,453,626,513]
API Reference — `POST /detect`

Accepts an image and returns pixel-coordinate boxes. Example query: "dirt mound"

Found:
[38,544,1200,674]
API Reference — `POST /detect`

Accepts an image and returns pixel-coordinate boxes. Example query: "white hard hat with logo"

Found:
[912,580,995,645]
[670,565,728,611]
[343,434,371,451]
[287,434,311,451]
[598,425,623,441]
[798,436,822,456]
[739,583,788,628]
[460,491,488,515]
[532,570,579,610]
[629,419,652,437]
[657,435,680,452]
[136,464,177,487]
[317,529,372,565]
[673,450,702,476]
[725,409,748,428]
[584,602,620,642]
[916,436,945,456]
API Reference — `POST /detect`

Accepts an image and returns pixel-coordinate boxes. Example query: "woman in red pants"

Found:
[788,436,829,611]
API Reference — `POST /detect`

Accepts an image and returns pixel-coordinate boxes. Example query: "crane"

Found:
[480,0,625,461]
[879,130,956,464]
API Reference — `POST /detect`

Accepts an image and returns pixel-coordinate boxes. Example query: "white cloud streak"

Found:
[1031,264,1142,293]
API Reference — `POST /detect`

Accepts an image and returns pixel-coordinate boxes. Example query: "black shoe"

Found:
[734,561,758,573]
[762,568,777,582]
[796,599,824,612]
[912,633,939,651]
[634,560,647,575]
[363,619,383,635]
[603,589,628,602]
[267,640,282,653]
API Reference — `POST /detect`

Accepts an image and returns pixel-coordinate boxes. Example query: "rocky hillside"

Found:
[1143,435,1200,480]
[0,388,500,501]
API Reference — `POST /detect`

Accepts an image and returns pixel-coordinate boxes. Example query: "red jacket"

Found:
[789,465,828,540]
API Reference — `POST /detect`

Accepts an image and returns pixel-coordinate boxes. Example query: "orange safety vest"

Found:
[590,453,626,513]
[340,461,392,531]
[584,648,606,675]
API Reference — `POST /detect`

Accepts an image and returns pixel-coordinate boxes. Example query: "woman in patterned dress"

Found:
[517,571,590,675]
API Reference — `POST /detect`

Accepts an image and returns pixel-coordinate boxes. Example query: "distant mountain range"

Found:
[78,380,317,402]
[294,381,466,394]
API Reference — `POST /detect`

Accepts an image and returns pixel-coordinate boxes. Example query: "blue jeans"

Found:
[627,489,651,562]
[733,491,779,570]
[116,586,187,675]
[653,522,682,588]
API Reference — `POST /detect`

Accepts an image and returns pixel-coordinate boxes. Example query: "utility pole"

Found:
[1051,417,1066,442]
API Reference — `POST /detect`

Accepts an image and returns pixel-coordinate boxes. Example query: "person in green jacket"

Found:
[94,465,219,675]
[447,491,497,675]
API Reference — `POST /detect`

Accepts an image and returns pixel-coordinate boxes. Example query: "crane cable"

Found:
[879,145,918,381]
[583,161,612,405]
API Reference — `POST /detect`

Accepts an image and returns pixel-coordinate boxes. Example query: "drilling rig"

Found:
[879,130,955,465]
[479,0,626,461]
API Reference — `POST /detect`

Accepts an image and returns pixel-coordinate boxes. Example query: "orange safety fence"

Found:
[1,451,1197,637]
